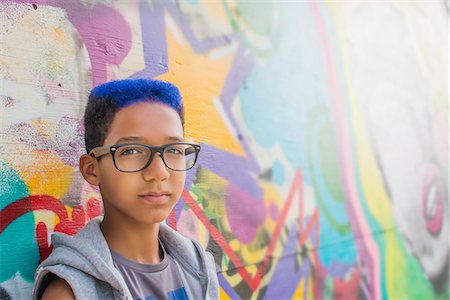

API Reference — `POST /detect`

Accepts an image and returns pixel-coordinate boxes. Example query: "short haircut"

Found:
[84,79,184,153]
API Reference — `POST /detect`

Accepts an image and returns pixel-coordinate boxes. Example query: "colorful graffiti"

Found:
[0,1,448,299]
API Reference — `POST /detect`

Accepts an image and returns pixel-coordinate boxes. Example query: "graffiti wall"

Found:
[0,1,448,299]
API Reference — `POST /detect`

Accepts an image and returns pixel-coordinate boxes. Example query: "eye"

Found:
[119,147,143,156]
[166,146,184,156]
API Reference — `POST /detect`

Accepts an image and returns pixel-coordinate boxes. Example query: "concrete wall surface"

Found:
[0,1,448,299]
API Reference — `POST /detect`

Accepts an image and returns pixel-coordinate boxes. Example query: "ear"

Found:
[79,154,100,186]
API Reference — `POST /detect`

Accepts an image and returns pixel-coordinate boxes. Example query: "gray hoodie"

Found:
[32,217,219,299]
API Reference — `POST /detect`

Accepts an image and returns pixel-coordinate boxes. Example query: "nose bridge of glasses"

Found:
[148,148,166,167]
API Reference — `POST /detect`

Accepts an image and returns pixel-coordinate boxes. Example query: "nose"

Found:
[142,152,170,181]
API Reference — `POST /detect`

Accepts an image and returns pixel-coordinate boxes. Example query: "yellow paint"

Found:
[229,239,241,252]
[219,287,232,300]
[240,240,267,266]
[34,210,59,229]
[157,13,245,156]
[202,2,233,32]
[197,214,209,248]
[65,205,73,220]
[292,277,305,299]
[14,147,74,199]
[385,232,407,299]
[260,182,282,231]
[53,26,64,42]
[221,266,246,287]
[54,211,60,225]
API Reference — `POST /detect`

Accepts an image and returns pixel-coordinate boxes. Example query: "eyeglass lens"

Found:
[113,144,197,172]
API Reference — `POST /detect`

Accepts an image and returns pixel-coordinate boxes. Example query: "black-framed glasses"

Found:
[89,142,201,172]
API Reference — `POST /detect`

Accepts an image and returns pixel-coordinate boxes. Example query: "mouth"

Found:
[139,192,171,203]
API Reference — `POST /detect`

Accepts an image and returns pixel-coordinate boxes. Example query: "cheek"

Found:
[98,163,138,199]
[171,172,186,194]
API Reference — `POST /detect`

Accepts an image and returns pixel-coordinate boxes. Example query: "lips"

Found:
[139,192,171,203]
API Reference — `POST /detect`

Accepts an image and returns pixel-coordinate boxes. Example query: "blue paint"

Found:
[240,3,357,268]
[272,160,285,185]
[310,114,356,266]
[240,4,328,172]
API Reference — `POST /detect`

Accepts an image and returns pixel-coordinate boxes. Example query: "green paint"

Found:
[0,161,38,283]
[307,106,350,235]
[193,168,227,220]
[222,0,282,57]
[323,275,333,300]
[235,1,274,36]
[318,121,345,203]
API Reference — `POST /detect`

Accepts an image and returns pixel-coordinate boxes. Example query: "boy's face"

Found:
[91,101,185,225]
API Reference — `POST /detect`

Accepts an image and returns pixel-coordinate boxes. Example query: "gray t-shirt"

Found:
[111,241,188,300]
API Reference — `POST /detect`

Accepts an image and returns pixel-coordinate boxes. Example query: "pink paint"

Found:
[309,1,381,298]
[422,164,444,235]
[225,184,266,244]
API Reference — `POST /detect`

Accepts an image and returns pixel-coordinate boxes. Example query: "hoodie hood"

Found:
[32,217,218,299]
[33,217,132,299]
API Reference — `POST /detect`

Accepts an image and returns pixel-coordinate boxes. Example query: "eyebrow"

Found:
[114,136,184,144]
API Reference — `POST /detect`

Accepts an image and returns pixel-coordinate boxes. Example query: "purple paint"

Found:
[71,3,132,85]
[8,123,52,151]
[132,1,231,79]
[220,44,259,174]
[131,0,168,79]
[7,116,84,167]
[269,202,279,221]
[12,0,132,86]
[193,144,262,199]
[217,272,242,300]
[54,116,85,166]
[264,224,311,299]
[225,184,266,244]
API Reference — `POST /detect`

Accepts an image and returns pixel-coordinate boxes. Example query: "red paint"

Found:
[0,195,102,262]
[36,222,53,263]
[168,209,177,230]
[182,189,255,286]
[86,197,102,220]
[183,171,321,293]
[333,268,361,300]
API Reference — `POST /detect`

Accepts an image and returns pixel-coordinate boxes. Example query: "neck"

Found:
[100,214,161,264]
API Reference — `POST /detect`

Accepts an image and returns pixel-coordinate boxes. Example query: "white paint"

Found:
[1,80,47,128]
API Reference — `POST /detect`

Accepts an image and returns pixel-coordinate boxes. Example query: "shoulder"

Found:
[158,223,200,257]
[41,276,75,300]
[159,223,217,273]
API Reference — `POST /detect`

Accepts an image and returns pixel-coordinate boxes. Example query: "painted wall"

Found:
[0,1,448,299]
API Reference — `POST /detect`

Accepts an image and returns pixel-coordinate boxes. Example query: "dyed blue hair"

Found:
[90,78,182,111]
[84,78,184,153]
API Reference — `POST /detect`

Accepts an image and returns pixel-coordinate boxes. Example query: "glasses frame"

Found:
[89,142,201,173]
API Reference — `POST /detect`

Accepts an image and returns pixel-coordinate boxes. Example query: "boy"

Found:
[32,79,219,299]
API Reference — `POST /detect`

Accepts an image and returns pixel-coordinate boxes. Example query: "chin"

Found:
[138,210,173,225]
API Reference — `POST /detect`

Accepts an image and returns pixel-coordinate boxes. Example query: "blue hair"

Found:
[90,78,182,111]
[84,78,184,153]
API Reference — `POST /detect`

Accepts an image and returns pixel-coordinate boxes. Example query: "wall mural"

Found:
[0,1,448,299]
